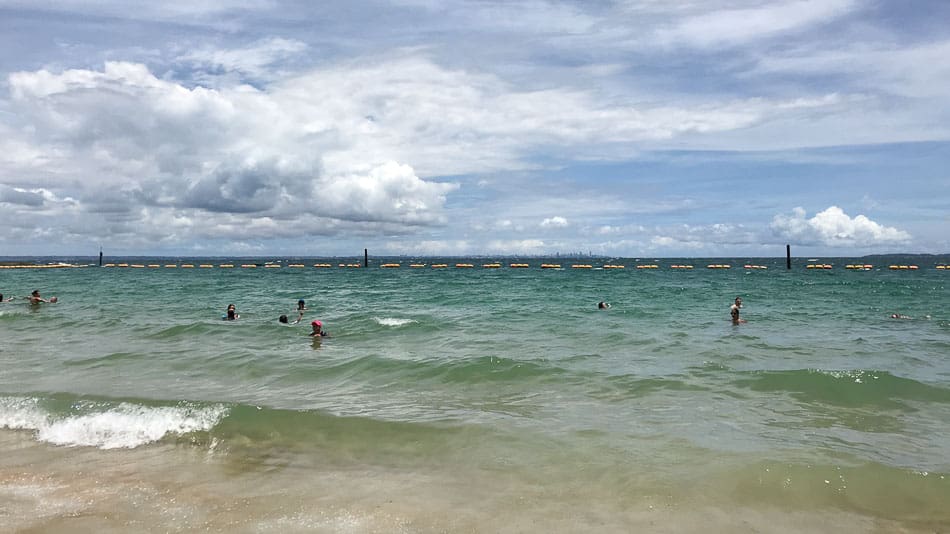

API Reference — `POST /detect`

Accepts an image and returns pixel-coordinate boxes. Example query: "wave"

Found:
[0,394,482,459]
[305,354,569,386]
[729,369,950,408]
[373,317,416,327]
[0,395,227,449]
[147,322,222,339]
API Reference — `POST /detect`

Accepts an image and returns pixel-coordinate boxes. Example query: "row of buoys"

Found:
[101,263,362,268]
[670,265,694,269]
[0,263,78,269]
[744,265,768,269]
[889,265,919,270]
[707,264,731,269]
[845,264,874,270]
[806,264,834,269]
[636,264,659,269]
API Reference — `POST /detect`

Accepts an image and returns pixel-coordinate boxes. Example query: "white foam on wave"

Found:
[0,397,49,430]
[0,396,228,449]
[373,317,416,327]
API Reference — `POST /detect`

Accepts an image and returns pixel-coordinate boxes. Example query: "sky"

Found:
[0,0,948,258]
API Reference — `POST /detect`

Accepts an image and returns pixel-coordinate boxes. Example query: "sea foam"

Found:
[0,396,227,449]
[373,317,416,327]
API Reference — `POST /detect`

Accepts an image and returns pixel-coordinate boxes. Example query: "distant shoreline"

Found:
[0,253,947,262]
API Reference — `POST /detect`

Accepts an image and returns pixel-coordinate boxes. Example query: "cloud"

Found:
[3,56,827,251]
[2,0,276,26]
[540,216,568,228]
[770,206,911,246]
[1,60,467,249]
[318,161,458,224]
[655,0,858,49]
[0,185,47,207]
[756,39,950,99]
[178,38,308,80]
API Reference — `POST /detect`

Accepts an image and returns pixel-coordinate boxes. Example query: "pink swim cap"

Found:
[311,320,322,327]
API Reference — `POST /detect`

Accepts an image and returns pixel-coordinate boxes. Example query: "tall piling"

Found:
[364,249,368,268]
[786,244,791,270]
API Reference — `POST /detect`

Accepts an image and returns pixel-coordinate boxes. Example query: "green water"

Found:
[1,256,948,531]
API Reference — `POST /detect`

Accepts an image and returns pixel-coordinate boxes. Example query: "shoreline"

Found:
[2,431,946,533]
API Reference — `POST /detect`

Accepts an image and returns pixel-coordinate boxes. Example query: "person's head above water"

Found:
[598,301,610,309]
[298,299,306,309]
[279,315,288,323]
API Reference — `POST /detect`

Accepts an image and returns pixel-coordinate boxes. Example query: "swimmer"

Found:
[28,290,49,305]
[0,293,14,303]
[730,296,746,325]
[598,301,610,309]
[279,314,289,324]
[225,303,239,320]
[890,313,912,320]
[309,320,330,337]
[293,299,307,324]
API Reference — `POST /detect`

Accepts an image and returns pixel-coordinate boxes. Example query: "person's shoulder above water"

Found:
[28,290,54,304]
[598,301,610,309]
[309,319,330,337]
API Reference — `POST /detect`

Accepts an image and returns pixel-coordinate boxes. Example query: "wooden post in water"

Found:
[364,248,368,268]
[99,249,103,267]
[786,244,791,270]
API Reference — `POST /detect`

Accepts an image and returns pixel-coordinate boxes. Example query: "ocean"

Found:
[1,256,948,532]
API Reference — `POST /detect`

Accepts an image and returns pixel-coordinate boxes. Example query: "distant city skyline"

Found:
[1,1,948,257]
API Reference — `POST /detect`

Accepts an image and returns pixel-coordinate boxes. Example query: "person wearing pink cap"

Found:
[309,320,330,337]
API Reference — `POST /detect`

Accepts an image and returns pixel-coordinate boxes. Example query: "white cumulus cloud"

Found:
[540,216,569,228]
[770,206,911,246]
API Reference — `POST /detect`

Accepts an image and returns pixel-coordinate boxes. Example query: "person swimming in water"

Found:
[309,320,329,337]
[28,290,52,305]
[730,296,746,324]
[225,303,239,320]
[293,299,307,324]
[598,301,610,309]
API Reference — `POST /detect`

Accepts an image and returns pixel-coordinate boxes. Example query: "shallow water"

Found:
[1,256,949,531]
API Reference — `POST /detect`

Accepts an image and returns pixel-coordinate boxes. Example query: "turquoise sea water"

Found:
[1,256,949,532]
